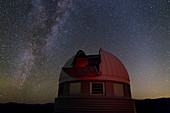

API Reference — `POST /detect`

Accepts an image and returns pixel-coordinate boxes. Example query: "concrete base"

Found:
[54,97,136,113]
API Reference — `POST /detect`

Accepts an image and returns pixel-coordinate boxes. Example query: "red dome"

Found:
[59,49,130,84]
[99,49,130,84]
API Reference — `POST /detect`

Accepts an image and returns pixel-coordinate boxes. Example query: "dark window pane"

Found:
[91,82,104,95]
[58,85,63,96]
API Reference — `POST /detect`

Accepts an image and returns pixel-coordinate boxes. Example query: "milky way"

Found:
[0,0,170,103]
[12,0,75,88]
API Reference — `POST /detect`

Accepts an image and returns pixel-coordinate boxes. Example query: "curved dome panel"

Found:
[99,49,130,83]
[59,56,74,81]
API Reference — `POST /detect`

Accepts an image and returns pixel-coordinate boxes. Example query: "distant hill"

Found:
[135,98,170,113]
[0,98,170,113]
[0,102,54,113]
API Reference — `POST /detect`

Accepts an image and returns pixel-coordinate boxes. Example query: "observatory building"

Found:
[54,49,135,113]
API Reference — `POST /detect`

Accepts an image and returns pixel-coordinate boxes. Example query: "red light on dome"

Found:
[74,58,88,67]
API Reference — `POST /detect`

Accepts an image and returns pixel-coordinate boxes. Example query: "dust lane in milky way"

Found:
[0,0,170,103]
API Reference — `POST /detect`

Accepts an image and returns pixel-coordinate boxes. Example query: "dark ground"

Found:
[0,103,54,113]
[135,98,170,113]
[0,98,170,113]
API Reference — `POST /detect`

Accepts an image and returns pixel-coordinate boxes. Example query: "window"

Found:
[128,85,131,97]
[114,83,124,97]
[90,82,105,95]
[69,82,81,96]
[58,85,63,97]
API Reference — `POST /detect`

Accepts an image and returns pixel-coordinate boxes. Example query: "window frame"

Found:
[90,82,105,95]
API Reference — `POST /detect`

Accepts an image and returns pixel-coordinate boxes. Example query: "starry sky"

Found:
[0,0,170,104]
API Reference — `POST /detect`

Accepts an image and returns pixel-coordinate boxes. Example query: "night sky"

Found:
[0,0,170,104]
